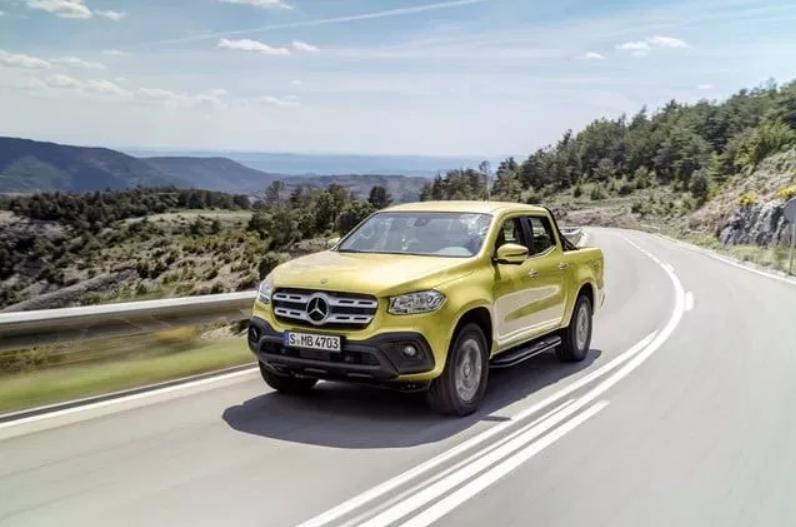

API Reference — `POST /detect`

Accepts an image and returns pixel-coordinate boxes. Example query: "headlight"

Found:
[257,275,273,304]
[388,290,446,315]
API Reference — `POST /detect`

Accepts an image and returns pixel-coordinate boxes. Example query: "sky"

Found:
[0,0,795,157]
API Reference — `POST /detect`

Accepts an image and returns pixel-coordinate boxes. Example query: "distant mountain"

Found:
[141,156,280,193]
[0,137,430,202]
[125,148,494,177]
[0,137,182,193]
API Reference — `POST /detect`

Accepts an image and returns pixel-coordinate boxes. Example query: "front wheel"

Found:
[259,362,318,395]
[426,323,489,417]
[556,294,592,362]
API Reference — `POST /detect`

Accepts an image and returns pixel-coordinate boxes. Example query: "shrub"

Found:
[590,184,608,201]
[775,185,796,201]
[736,192,758,207]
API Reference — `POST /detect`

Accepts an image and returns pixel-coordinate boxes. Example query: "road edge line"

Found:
[654,233,796,287]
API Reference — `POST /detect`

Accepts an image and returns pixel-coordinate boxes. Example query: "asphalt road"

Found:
[1,228,795,527]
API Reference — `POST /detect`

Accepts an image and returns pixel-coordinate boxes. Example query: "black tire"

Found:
[426,323,490,417]
[556,294,592,362]
[259,362,318,395]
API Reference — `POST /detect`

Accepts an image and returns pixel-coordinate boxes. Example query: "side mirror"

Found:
[326,237,341,248]
[494,243,529,265]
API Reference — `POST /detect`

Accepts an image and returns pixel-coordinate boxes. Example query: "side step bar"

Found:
[489,335,562,369]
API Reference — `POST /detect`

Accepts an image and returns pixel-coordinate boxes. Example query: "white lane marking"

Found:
[0,366,258,431]
[685,291,695,312]
[662,263,675,273]
[355,235,686,527]
[358,397,611,527]
[293,333,657,527]
[655,234,796,288]
[399,400,611,527]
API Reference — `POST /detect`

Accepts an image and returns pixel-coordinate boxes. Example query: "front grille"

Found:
[272,288,378,329]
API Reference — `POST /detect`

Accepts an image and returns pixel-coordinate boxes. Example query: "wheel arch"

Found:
[563,281,596,327]
[449,304,494,356]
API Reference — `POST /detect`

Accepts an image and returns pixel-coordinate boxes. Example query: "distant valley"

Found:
[0,137,438,202]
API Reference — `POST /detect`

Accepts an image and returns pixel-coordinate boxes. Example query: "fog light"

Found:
[401,344,418,359]
[249,327,260,342]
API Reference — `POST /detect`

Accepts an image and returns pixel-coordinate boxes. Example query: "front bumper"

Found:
[247,317,436,383]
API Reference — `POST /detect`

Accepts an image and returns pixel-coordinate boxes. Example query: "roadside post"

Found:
[784,198,796,275]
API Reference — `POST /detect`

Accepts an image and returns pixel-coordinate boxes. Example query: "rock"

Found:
[718,200,790,247]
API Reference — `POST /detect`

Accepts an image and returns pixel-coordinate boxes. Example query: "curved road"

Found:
[1,228,795,527]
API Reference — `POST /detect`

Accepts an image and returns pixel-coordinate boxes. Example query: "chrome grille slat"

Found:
[272,288,378,328]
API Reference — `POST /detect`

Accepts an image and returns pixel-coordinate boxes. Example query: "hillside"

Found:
[0,137,184,193]
[420,76,796,271]
[0,185,377,311]
[276,174,430,204]
[142,156,282,194]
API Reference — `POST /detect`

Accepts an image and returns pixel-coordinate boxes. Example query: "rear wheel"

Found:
[556,294,592,362]
[259,362,318,395]
[426,323,489,417]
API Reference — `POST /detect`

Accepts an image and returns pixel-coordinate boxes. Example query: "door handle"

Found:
[558,262,569,270]
[528,269,539,278]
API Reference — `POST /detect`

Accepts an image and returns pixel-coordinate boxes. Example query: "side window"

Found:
[526,216,557,255]
[494,217,524,252]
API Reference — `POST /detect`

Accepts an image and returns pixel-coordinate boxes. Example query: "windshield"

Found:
[337,211,493,257]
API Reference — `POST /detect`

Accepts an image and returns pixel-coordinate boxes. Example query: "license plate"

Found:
[283,331,342,352]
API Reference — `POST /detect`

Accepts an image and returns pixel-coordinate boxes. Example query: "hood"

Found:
[271,250,475,296]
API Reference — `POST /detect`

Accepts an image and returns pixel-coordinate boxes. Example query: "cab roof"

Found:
[382,200,548,215]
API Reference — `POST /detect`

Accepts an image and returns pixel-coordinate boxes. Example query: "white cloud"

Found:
[114,77,129,83]
[137,87,227,108]
[617,41,650,52]
[256,95,300,107]
[96,9,126,21]
[292,40,319,52]
[217,38,290,55]
[697,84,715,90]
[0,50,52,69]
[26,0,92,19]
[43,74,131,97]
[0,10,5,16]
[292,79,305,85]
[582,51,605,60]
[54,56,106,70]
[647,35,689,48]
[617,35,689,57]
[85,79,130,97]
[44,73,83,88]
[102,49,131,56]
[218,0,292,9]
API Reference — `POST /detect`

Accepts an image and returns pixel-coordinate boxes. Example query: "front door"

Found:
[521,214,570,335]
[491,216,539,349]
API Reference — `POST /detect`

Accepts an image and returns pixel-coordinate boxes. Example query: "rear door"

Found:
[519,213,571,335]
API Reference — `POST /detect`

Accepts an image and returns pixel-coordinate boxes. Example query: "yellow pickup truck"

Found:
[248,200,604,416]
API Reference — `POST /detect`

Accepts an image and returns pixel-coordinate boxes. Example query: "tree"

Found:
[368,185,392,209]
[265,180,285,205]
[336,201,375,234]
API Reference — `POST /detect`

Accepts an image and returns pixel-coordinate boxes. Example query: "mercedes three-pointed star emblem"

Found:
[306,293,330,325]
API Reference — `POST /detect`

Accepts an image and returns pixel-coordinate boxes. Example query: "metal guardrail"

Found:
[0,227,588,352]
[0,291,256,353]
